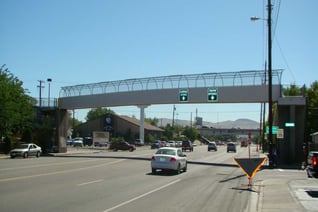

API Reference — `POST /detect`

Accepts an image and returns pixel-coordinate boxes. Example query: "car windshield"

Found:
[155,149,176,156]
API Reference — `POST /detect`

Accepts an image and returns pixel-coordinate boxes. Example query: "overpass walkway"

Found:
[58,69,283,109]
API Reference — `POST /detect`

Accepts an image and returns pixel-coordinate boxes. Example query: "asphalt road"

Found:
[0,145,256,212]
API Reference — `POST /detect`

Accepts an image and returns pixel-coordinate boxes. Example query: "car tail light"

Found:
[151,156,155,161]
[170,157,177,163]
[313,156,317,167]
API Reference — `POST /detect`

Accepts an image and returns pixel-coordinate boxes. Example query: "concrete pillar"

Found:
[138,105,149,143]
[289,105,296,163]
[56,109,68,153]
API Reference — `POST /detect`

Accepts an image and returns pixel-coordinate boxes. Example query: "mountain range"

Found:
[157,118,260,129]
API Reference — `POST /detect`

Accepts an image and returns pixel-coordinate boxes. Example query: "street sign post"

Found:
[277,129,284,139]
[285,122,295,127]
[265,126,278,134]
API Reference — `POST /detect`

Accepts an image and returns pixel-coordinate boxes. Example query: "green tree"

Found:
[0,65,35,152]
[306,81,318,137]
[183,126,198,141]
[85,107,113,121]
[145,117,159,127]
[283,83,302,96]
[163,124,174,139]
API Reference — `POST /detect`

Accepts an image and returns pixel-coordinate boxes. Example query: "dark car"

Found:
[307,151,318,178]
[151,140,162,149]
[182,140,193,152]
[109,142,136,152]
[83,137,93,146]
[227,142,236,153]
[208,142,218,151]
[94,141,108,147]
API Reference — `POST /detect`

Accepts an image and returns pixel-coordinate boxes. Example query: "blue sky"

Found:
[1,0,317,123]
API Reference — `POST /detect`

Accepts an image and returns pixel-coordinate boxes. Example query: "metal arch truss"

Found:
[59,69,283,97]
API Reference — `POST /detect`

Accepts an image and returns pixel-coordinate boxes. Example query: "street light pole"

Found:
[47,78,52,107]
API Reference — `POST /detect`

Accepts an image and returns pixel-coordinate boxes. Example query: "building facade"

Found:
[76,113,164,143]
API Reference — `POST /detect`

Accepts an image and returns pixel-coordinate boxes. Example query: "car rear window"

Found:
[156,149,176,156]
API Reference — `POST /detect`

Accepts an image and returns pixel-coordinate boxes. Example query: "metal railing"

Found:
[34,98,59,108]
[59,70,283,97]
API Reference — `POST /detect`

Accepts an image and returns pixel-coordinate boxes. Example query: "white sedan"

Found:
[151,147,187,174]
[10,143,42,158]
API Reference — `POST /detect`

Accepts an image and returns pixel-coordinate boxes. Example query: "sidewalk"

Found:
[247,148,318,212]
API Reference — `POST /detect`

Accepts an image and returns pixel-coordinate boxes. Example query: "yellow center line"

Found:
[0,159,125,183]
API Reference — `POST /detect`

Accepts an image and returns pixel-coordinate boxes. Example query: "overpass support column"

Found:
[138,105,149,143]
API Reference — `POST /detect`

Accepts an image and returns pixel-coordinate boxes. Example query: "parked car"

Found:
[151,147,187,174]
[227,142,237,153]
[66,138,73,146]
[151,140,162,149]
[109,142,136,151]
[10,143,42,158]
[208,142,218,151]
[83,137,93,146]
[167,140,176,147]
[135,139,144,146]
[307,151,318,178]
[94,141,108,147]
[73,137,84,147]
[182,140,193,152]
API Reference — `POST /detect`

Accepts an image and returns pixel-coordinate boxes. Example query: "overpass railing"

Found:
[59,70,283,97]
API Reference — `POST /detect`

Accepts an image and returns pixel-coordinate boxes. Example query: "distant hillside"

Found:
[158,118,260,129]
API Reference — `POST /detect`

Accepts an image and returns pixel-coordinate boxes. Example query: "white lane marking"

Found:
[103,179,181,212]
[77,179,104,186]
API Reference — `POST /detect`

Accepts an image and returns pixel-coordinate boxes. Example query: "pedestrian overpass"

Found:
[59,70,284,108]
[58,69,282,146]
[57,69,306,165]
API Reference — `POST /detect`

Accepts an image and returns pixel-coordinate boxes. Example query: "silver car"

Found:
[151,147,187,174]
[10,143,42,158]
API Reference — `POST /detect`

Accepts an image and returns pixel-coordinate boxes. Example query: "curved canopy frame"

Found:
[59,69,283,97]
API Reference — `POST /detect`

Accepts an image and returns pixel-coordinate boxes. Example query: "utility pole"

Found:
[38,80,45,107]
[172,105,176,127]
[267,0,274,159]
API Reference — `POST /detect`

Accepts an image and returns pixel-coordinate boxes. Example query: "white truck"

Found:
[93,131,109,147]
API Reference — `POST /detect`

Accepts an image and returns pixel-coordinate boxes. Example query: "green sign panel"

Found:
[285,122,295,127]
[179,89,188,102]
[265,126,278,134]
[208,88,218,102]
